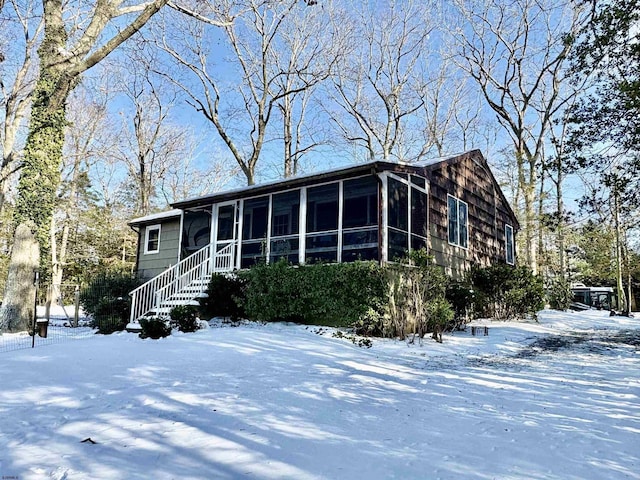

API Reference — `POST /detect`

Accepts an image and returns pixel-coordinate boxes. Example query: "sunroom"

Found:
[172,166,429,273]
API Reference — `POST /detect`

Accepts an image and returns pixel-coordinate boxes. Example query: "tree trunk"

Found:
[556,154,565,277]
[613,187,626,312]
[0,223,40,332]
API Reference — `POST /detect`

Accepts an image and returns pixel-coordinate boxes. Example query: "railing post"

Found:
[155,290,162,317]
[130,292,137,323]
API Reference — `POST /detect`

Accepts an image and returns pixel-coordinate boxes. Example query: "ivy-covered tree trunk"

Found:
[0,9,70,330]
[15,70,69,274]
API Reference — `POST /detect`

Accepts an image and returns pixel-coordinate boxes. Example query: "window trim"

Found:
[505,224,515,265]
[144,224,161,255]
[447,194,468,249]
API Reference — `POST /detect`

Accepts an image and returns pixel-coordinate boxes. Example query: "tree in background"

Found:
[328,0,434,162]
[452,0,587,274]
[569,0,639,313]
[157,0,328,185]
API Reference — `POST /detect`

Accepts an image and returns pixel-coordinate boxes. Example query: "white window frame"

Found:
[447,194,468,249]
[505,224,515,265]
[144,224,161,254]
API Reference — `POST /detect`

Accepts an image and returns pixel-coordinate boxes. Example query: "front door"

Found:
[213,201,238,272]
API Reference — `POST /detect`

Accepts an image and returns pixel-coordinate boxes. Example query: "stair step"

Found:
[170,291,208,298]
[160,299,201,307]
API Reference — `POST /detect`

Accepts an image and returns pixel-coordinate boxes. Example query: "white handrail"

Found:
[214,243,235,272]
[129,244,211,323]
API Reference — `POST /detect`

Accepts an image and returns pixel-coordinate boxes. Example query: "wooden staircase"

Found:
[127,243,235,331]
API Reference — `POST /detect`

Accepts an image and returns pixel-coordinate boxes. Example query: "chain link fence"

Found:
[0,282,122,354]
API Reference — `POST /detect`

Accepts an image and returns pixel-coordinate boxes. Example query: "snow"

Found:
[1,309,638,480]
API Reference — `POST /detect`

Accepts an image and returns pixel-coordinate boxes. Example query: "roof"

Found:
[171,152,477,211]
[131,150,519,229]
[128,209,182,227]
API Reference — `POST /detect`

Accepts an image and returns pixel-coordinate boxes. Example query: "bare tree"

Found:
[49,83,116,292]
[328,0,435,162]
[452,0,587,273]
[112,59,188,215]
[159,144,238,204]
[0,0,43,217]
[157,0,323,185]
[270,1,340,177]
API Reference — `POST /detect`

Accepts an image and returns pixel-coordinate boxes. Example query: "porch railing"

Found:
[213,243,235,272]
[129,244,211,323]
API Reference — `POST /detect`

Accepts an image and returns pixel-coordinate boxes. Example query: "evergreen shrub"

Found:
[199,273,246,321]
[170,305,200,332]
[547,277,573,310]
[239,260,387,327]
[446,283,475,327]
[139,316,172,339]
[79,272,141,334]
[469,264,544,320]
[240,252,455,341]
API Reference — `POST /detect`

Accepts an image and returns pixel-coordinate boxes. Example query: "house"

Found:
[128,150,519,323]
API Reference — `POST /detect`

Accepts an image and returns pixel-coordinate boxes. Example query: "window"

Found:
[506,224,515,265]
[144,225,161,254]
[448,195,468,248]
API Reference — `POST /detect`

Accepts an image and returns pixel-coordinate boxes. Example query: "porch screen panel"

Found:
[241,196,268,268]
[181,209,211,259]
[342,176,379,262]
[270,190,300,264]
[387,177,409,261]
[306,183,339,263]
[217,205,235,241]
[410,187,428,252]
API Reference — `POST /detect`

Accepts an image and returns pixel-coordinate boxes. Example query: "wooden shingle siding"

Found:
[423,150,518,279]
[135,219,181,281]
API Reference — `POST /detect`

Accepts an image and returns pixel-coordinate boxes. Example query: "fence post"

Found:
[32,271,39,348]
[74,285,80,328]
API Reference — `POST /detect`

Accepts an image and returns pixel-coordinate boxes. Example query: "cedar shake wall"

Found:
[425,151,517,279]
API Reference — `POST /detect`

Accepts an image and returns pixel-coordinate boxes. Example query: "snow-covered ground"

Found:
[0,310,638,480]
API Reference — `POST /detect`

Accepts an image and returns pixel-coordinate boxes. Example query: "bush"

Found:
[239,260,388,328]
[199,273,246,321]
[139,316,172,339]
[239,251,453,342]
[170,305,200,333]
[79,272,141,334]
[378,251,453,341]
[547,277,573,310]
[469,264,544,320]
[446,283,475,327]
